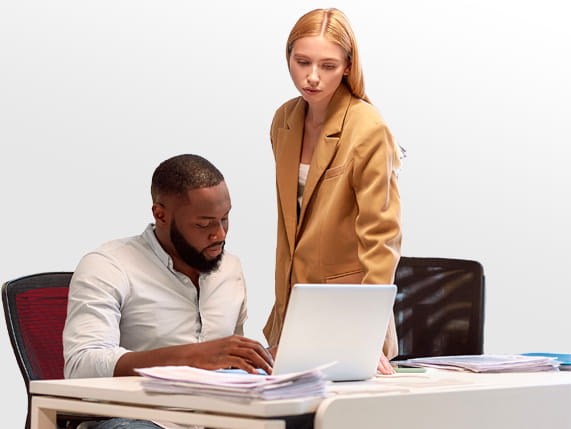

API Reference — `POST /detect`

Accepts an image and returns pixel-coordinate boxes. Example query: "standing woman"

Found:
[264,8,402,374]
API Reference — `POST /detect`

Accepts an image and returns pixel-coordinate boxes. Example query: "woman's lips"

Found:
[303,87,320,95]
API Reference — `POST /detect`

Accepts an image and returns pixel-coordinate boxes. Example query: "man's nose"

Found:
[209,222,227,241]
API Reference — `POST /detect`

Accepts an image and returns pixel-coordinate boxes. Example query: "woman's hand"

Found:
[377,352,395,375]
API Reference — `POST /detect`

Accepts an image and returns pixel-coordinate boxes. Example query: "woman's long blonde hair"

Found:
[286,8,370,103]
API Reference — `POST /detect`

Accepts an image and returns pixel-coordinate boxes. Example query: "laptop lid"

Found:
[272,283,397,381]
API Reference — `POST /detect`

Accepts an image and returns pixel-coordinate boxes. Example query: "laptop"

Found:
[272,283,397,381]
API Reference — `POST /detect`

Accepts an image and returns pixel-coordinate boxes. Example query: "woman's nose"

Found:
[307,66,319,85]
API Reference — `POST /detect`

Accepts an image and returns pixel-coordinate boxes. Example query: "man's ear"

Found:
[152,202,167,225]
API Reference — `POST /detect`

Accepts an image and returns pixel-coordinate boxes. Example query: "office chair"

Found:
[2,272,89,429]
[393,257,485,360]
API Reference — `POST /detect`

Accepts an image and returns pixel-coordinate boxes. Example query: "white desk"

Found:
[30,370,571,429]
[317,370,571,428]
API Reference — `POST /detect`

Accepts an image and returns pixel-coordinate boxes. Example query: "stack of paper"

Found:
[135,365,328,401]
[399,354,560,373]
[522,353,571,371]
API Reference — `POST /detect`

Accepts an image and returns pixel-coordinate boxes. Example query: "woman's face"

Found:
[288,35,349,108]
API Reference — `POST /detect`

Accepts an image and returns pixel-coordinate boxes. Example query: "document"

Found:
[521,353,571,370]
[135,365,328,401]
[399,354,559,373]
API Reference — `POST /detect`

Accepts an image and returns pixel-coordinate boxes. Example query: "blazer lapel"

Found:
[275,98,306,255]
[297,85,353,233]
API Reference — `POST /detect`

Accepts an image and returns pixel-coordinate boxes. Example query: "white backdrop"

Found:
[1,0,570,425]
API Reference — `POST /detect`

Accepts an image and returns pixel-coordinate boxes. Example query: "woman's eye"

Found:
[323,64,336,70]
[196,224,209,229]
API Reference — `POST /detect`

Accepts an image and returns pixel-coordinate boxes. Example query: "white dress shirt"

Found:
[63,224,247,379]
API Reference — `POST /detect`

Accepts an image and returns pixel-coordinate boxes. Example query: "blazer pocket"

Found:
[325,270,364,284]
[324,165,345,179]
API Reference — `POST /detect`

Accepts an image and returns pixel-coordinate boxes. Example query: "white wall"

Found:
[1,0,570,425]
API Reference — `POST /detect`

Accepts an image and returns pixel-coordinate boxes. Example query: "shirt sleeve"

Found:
[63,252,130,378]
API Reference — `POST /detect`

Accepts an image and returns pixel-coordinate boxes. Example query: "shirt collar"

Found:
[142,223,175,270]
[141,223,224,281]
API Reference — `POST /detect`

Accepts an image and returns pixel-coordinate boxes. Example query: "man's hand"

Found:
[114,335,273,376]
[186,335,274,375]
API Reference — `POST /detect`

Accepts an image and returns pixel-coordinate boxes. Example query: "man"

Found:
[63,154,274,429]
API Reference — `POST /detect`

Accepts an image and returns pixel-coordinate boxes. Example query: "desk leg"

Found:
[31,396,58,429]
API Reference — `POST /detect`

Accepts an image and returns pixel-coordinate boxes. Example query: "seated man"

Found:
[63,154,274,429]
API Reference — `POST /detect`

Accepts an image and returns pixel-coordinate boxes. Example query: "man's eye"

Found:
[195,224,209,229]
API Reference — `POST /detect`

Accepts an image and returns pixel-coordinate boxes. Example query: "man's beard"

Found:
[170,220,224,274]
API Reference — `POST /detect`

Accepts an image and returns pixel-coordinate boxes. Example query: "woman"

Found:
[264,8,402,374]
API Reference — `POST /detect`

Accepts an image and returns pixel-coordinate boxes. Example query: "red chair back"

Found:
[14,286,69,380]
[2,272,72,429]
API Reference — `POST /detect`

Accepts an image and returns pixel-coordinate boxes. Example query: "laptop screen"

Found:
[272,283,396,381]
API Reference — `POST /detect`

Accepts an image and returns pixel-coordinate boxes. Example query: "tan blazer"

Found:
[263,85,402,359]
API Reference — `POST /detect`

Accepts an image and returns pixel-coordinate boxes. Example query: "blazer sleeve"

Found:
[352,120,402,359]
[352,120,402,284]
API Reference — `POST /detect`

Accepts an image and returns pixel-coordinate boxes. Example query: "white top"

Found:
[297,163,310,208]
[63,224,247,379]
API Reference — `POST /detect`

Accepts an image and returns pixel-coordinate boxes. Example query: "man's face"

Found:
[170,218,224,273]
[165,182,231,274]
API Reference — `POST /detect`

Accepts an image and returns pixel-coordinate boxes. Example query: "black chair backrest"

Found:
[2,272,73,429]
[393,257,485,360]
